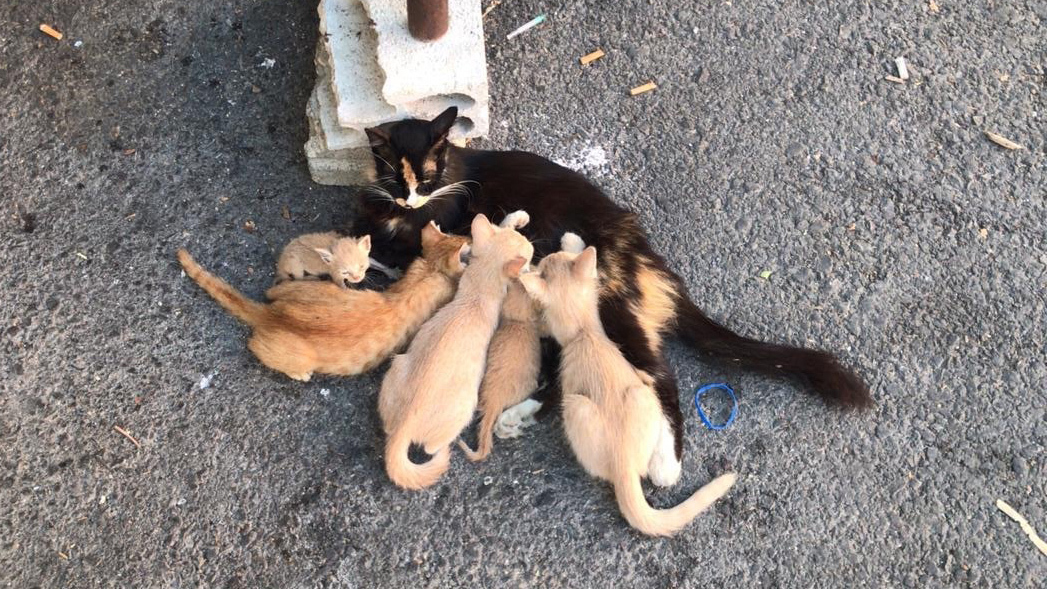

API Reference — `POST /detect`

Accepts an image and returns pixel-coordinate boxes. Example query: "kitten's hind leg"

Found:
[647,416,683,487]
[494,398,543,439]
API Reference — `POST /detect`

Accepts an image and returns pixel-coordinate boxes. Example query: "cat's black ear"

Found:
[365,126,390,147]
[430,106,458,139]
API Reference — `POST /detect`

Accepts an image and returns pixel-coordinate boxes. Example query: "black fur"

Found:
[354,108,873,458]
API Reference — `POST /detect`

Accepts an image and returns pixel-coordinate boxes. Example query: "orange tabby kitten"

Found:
[380,213,534,489]
[177,222,468,381]
[276,231,371,287]
[519,235,737,536]
[459,211,542,461]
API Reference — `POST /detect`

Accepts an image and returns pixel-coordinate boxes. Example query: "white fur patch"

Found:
[500,210,530,229]
[560,232,585,253]
[494,399,542,439]
[647,418,682,487]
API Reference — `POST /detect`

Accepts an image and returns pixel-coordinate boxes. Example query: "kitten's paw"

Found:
[494,399,543,439]
[560,232,585,253]
[286,372,312,382]
[500,210,530,230]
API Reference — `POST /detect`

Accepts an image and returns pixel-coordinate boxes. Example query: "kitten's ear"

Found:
[365,126,390,148]
[470,213,495,246]
[503,256,527,278]
[313,248,334,264]
[358,235,371,253]
[456,243,472,270]
[518,274,548,304]
[573,246,598,280]
[430,106,458,140]
[420,221,441,248]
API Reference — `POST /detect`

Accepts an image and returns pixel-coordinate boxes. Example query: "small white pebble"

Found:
[99,495,107,505]
[73,40,83,48]
[320,388,330,398]
[483,476,494,486]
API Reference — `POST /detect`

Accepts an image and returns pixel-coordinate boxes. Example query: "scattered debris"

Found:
[531,469,545,475]
[847,222,857,232]
[259,58,276,69]
[113,425,142,449]
[998,73,1010,82]
[630,81,657,96]
[134,396,143,406]
[580,48,605,66]
[320,388,330,398]
[39,24,63,41]
[884,75,906,84]
[758,270,773,280]
[481,0,504,19]
[985,131,1023,150]
[978,227,988,239]
[483,476,494,485]
[895,57,910,80]
[58,551,69,560]
[243,220,257,233]
[506,14,546,40]
[122,148,136,156]
[281,206,291,220]
[15,205,36,233]
[197,372,216,389]
[929,0,940,12]
[73,40,82,48]
[251,84,262,94]
[74,251,88,261]
[996,499,1047,556]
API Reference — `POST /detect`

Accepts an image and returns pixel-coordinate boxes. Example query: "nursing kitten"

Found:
[355,107,872,477]
[519,235,737,536]
[459,211,543,461]
[379,213,534,489]
[177,222,468,381]
[276,231,371,287]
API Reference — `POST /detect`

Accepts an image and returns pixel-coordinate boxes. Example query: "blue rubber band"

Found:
[693,383,738,430]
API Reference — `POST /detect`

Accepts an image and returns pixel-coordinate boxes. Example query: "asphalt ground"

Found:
[1,0,1045,587]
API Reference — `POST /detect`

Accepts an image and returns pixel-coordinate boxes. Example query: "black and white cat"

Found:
[354,107,872,475]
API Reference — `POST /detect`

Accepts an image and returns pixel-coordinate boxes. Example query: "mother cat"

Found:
[355,107,871,475]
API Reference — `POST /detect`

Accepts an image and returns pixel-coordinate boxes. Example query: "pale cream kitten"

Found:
[276,231,371,287]
[379,213,535,490]
[519,234,738,536]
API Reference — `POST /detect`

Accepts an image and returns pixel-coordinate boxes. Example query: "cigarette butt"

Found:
[985,131,1023,150]
[40,24,63,40]
[895,57,910,80]
[630,82,657,96]
[580,49,605,66]
[884,75,906,84]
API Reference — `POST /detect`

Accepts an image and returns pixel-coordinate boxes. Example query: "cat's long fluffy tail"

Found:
[674,294,873,408]
[385,427,450,490]
[177,249,267,327]
[614,459,737,537]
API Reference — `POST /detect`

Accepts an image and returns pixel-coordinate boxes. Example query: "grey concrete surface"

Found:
[2,0,1045,587]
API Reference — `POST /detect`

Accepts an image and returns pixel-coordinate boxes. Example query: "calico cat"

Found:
[379,213,534,489]
[458,211,542,461]
[355,107,872,477]
[177,222,468,381]
[276,231,371,287]
[519,235,737,536]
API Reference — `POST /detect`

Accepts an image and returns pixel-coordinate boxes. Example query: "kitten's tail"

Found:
[385,427,451,490]
[457,409,499,462]
[614,461,737,537]
[177,249,267,327]
[673,294,873,409]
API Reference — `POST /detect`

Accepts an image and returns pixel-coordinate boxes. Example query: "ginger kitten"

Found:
[519,234,737,536]
[276,231,372,287]
[379,213,534,489]
[177,222,468,381]
[459,211,542,461]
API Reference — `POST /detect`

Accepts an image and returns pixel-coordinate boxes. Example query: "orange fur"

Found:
[380,213,535,489]
[178,223,468,381]
[520,237,737,536]
[276,231,371,287]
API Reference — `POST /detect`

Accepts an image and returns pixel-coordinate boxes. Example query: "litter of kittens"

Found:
[39,24,63,40]
[630,82,657,96]
[113,425,141,449]
[985,131,1023,150]
[580,49,605,66]
[995,499,1047,556]
[506,14,546,40]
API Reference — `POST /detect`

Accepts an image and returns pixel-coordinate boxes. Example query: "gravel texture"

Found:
[2,0,1045,587]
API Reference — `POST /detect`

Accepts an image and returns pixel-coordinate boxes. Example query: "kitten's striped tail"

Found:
[385,427,450,490]
[177,249,267,327]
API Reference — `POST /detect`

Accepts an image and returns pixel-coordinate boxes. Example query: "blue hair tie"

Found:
[693,383,738,430]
